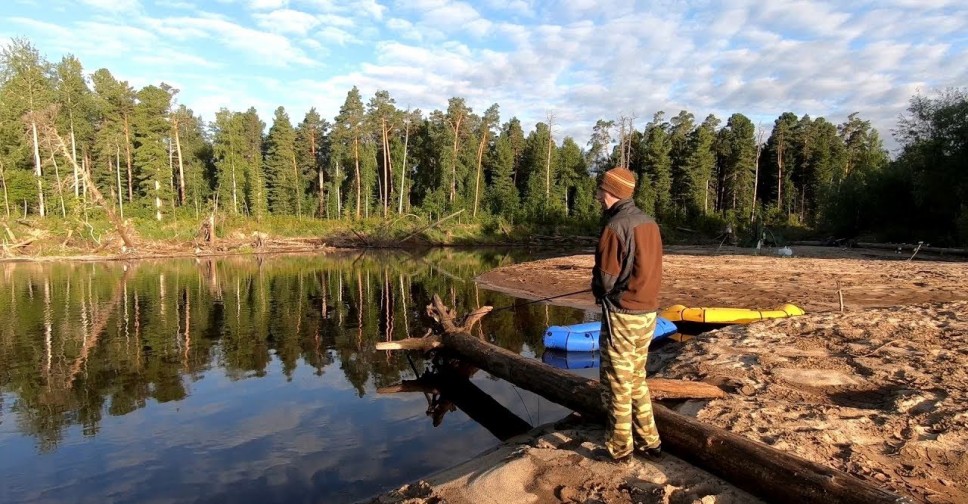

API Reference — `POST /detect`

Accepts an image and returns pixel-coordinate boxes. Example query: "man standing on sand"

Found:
[591,167,663,463]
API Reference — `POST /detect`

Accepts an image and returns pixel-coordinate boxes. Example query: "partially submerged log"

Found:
[378,366,533,442]
[377,326,724,401]
[404,294,908,504]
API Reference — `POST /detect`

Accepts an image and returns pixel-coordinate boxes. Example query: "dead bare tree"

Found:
[751,124,765,223]
[171,110,186,206]
[398,109,412,215]
[545,110,556,198]
[0,156,10,219]
[34,105,135,249]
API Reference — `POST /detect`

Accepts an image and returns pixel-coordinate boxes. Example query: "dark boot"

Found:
[636,444,662,460]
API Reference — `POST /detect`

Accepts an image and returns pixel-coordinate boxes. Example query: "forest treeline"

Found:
[2,38,966,245]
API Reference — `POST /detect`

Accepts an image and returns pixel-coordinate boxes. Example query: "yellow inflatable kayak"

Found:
[661,303,804,325]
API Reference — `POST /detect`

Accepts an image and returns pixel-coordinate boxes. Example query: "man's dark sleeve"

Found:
[592,226,621,300]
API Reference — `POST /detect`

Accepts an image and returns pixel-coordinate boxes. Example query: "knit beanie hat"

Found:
[599,167,636,199]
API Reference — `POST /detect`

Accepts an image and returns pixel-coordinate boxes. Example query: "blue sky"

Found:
[3,0,966,152]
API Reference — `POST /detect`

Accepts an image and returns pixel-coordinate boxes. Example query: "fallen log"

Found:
[855,241,968,257]
[379,370,533,441]
[419,294,908,504]
[376,334,724,400]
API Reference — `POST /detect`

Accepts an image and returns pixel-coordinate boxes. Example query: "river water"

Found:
[0,249,594,504]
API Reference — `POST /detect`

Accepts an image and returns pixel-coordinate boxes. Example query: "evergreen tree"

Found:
[472,104,499,217]
[503,117,527,194]
[366,90,398,217]
[173,106,212,215]
[641,112,673,221]
[682,114,719,217]
[0,38,54,216]
[806,117,845,226]
[557,137,591,218]
[296,108,328,217]
[716,113,757,219]
[240,107,266,219]
[668,110,695,220]
[486,124,519,217]
[133,83,174,219]
[893,90,968,244]
[407,111,445,214]
[443,97,472,210]
[332,87,366,218]
[212,109,245,214]
[91,68,136,204]
[762,112,799,215]
[54,55,95,202]
[521,122,561,220]
[264,106,299,215]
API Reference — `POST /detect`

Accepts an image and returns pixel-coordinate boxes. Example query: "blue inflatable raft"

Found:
[541,350,600,370]
[543,317,678,352]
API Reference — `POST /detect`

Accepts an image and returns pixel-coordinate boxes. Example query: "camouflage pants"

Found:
[599,307,661,458]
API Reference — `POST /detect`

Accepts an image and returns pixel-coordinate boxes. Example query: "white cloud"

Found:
[156,13,317,67]
[316,25,357,45]
[352,0,386,20]
[131,48,220,70]
[253,8,321,35]
[6,0,966,151]
[296,0,385,19]
[249,0,288,10]
[78,0,141,12]
[317,14,355,28]
[385,17,422,41]
[154,0,195,9]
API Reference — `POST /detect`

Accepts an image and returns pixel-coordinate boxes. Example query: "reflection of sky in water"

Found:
[2,355,522,504]
[0,253,590,504]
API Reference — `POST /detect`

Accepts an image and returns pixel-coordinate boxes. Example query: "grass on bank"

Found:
[2,204,832,259]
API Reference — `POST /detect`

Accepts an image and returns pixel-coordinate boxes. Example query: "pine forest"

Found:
[2,38,967,248]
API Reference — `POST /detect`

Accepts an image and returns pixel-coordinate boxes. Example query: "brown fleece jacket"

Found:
[591,199,663,313]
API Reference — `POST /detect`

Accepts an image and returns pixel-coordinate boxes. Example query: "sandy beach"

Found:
[367,246,968,504]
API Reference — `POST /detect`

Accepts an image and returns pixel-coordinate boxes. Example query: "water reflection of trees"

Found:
[0,250,585,451]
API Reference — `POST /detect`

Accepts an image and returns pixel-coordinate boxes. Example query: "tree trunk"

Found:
[155,179,162,221]
[70,121,79,198]
[123,114,133,202]
[47,150,67,217]
[292,152,300,217]
[776,142,783,211]
[354,137,361,219]
[174,118,186,206]
[231,156,239,215]
[335,163,342,218]
[381,118,388,217]
[751,143,761,223]
[704,178,709,214]
[115,145,124,219]
[311,127,323,217]
[31,120,46,217]
[168,134,176,210]
[83,152,90,202]
[450,114,463,203]
[414,296,906,504]
[545,127,553,198]
[50,130,134,248]
[398,118,410,214]
[474,129,487,217]
[0,157,10,219]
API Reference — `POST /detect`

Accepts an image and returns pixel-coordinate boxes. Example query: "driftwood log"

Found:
[398,295,907,504]
[378,367,533,442]
[376,330,724,401]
